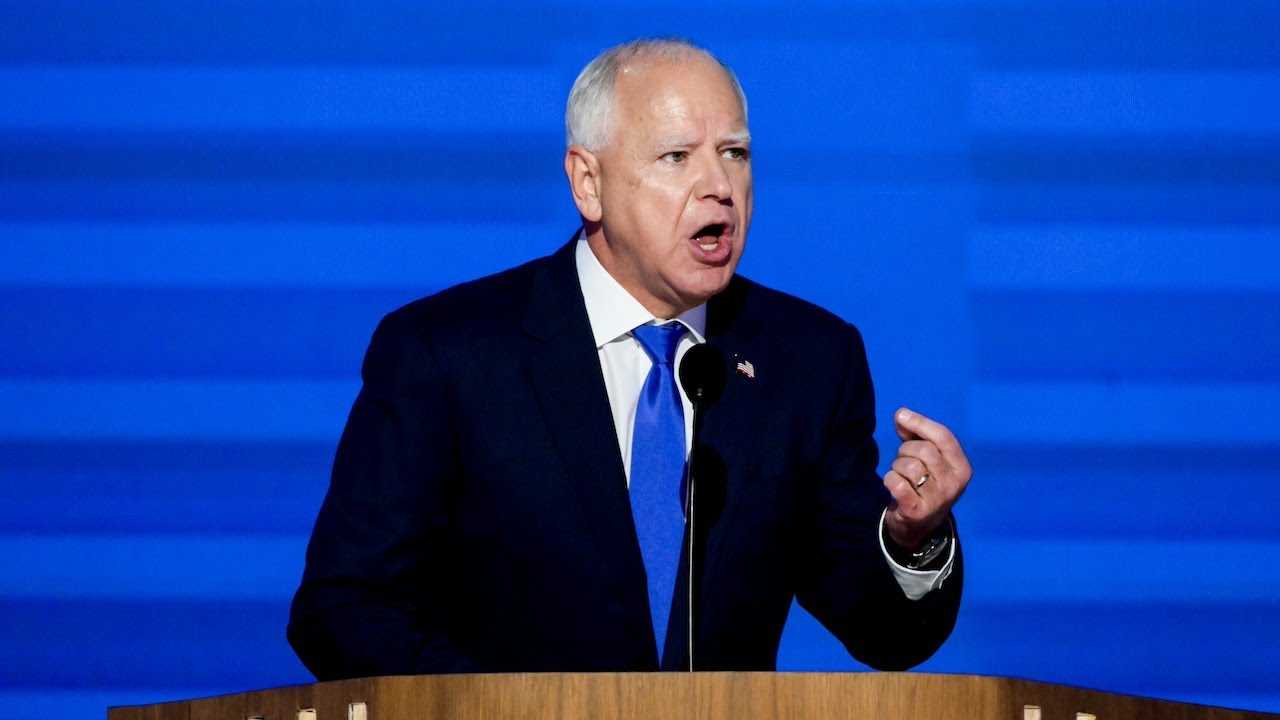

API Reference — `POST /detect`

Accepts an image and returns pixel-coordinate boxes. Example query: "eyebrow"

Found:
[658,129,752,148]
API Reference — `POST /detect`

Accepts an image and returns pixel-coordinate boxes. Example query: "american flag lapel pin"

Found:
[735,358,756,379]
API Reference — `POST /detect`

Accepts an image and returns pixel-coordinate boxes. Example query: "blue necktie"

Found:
[629,322,687,665]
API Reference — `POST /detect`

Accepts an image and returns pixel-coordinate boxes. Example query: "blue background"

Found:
[2,1,1279,717]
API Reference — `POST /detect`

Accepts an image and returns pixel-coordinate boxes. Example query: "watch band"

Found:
[904,533,949,569]
[883,519,953,571]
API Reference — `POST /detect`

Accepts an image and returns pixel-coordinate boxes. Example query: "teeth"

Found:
[698,240,718,251]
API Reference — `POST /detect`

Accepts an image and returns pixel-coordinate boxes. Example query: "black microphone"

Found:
[679,343,726,406]
[677,343,725,671]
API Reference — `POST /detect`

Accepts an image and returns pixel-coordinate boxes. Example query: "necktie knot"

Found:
[632,322,685,367]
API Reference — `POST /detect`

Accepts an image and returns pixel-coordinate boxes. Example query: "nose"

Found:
[694,149,733,202]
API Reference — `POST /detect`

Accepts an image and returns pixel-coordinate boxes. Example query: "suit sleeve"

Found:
[287,311,478,679]
[792,322,963,670]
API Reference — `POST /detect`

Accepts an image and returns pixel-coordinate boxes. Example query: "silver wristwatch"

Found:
[903,533,949,569]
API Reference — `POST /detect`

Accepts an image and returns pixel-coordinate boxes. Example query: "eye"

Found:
[662,151,689,164]
[723,146,750,161]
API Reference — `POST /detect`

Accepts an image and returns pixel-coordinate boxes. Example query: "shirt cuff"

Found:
[878,509,956,601]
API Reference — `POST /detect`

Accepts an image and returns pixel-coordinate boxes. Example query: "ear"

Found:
[564,146,603,223]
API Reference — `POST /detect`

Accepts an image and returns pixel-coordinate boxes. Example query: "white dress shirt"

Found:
[573,236,952,599]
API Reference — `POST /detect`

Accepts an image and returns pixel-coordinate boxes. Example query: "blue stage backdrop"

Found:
[2,2,1279,717]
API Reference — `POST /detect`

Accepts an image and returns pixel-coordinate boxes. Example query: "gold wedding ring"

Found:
[914,473,931,489]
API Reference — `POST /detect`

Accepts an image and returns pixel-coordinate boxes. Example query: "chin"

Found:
[682,267,735,303]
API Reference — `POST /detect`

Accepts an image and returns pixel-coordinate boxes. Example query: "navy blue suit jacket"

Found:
[287,239,962,679]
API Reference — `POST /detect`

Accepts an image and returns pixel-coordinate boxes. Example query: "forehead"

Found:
[612,56,746,138]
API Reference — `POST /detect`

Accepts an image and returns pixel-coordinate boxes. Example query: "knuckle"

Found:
[884,475,909,497]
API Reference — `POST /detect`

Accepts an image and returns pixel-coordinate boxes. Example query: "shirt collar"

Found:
[574,232,707,349]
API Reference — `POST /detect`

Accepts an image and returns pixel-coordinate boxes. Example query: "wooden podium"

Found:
[109,673,1278,720]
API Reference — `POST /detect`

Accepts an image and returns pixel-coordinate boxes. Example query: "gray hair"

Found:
[565,38,749,150]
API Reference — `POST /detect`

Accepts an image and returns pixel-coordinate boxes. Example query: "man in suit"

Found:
[288,38,971,679]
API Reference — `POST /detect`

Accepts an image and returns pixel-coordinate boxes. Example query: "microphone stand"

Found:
[678,342,723,673]
[684,388,703,672]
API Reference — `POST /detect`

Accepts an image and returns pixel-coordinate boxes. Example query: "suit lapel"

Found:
[700,275,768,487]
[520,241,653,634]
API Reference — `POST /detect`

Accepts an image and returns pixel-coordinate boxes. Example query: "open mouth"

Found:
[692,222,729,252]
